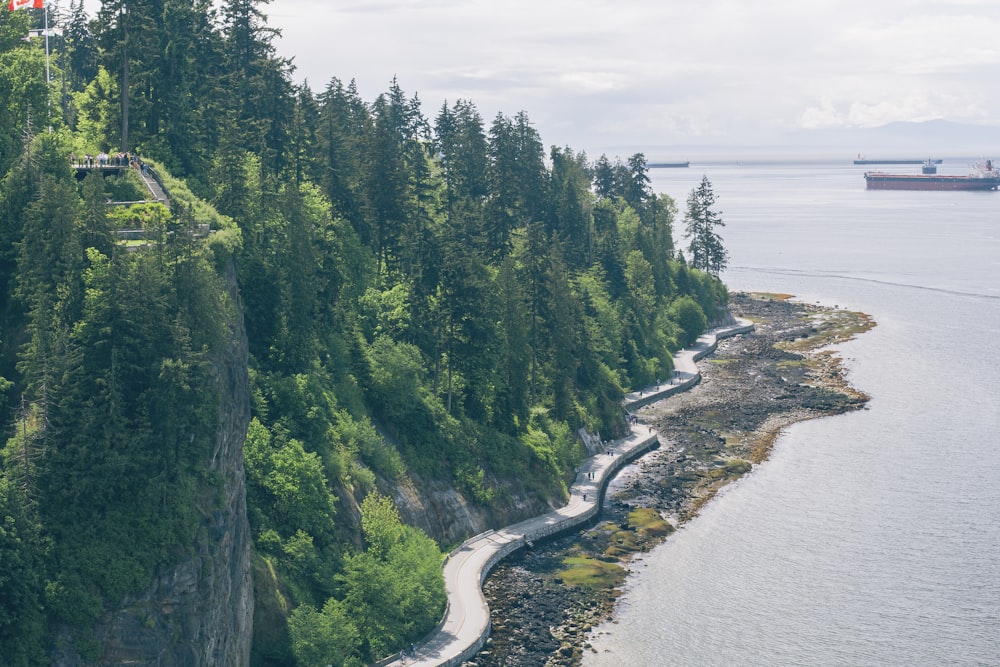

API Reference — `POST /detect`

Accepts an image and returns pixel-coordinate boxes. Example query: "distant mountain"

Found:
[609,120,1000,163]
[783,120,1000,158]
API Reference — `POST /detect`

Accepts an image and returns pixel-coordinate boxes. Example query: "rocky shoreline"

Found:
[466,293,875,667]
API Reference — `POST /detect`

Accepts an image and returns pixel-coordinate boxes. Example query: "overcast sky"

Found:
[267,0,1000,155]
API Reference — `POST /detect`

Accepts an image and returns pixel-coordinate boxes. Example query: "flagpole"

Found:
[44,0,51,128]
[44,2,50,86]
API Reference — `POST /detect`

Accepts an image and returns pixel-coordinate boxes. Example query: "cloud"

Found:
[270,0,1000,151]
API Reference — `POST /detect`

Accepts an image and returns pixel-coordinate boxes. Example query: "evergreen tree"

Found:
[315,77,368,225]
[484,111,548,262]
[63,0,99,100]
[0,15,50,172]
[220,0,294,171]
[592,154,616,200]
[492,256,530,434]
[684,175,729,275]
[435,98,488,212]
[362,79,429,275]
[0,477,46,665]
[549,145,593,268]
[621,152,653,217]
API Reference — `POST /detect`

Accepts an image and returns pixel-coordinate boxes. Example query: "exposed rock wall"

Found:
[392,473,559,547]
[51,259,253,666]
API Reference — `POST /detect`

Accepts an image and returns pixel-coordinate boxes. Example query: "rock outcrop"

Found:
[51,259,253,666]
[392,472,561,547]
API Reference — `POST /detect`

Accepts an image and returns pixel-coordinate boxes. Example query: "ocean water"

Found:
[583,158,1000,666]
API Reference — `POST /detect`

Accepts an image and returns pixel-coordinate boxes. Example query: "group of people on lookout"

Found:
[71,150,148,174]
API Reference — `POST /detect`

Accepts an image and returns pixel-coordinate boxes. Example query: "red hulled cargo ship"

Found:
[865,160,1000,191]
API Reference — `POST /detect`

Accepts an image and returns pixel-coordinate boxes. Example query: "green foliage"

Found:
[684,175,729,275]
[0,6,733,661]
[245,423,337,543]
[288,598,362,667]
[339,493,445,662]
[285,493,444,665]
[70,66,119,154]
[0,24,50,172]
[0,478,46,666]
[104,169,152,203]
[149,159,239,234]
[359,492,404,558]
[0,131,237,641]
[106,201,171,228]
[25,238,230,622]
[670,295,709,347]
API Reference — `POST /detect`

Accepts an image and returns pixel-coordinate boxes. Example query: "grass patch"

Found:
[779,308,876,354]
[605,530,640,557]
[748,292,794,301]
[557,556,626,589]
[627,507,673,538]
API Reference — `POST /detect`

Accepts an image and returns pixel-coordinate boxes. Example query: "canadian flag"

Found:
[8,0,45,9]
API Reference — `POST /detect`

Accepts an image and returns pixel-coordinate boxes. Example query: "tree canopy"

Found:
[0,5,730,664]
[684,175,729,275]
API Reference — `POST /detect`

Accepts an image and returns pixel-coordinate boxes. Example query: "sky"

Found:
[267,0,1000,156]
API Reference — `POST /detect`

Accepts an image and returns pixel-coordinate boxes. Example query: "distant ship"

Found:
[854,158,943,165]
[648,161,690,168]
[864,160,1000,190]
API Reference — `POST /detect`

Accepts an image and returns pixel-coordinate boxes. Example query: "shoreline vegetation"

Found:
[473,292,876,666]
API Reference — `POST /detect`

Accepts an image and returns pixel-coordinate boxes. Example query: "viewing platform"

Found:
[73,163,128,177]
[73,162,170,204]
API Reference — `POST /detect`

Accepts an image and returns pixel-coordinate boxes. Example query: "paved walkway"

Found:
[379,318,755,667]
[74,163,170,204]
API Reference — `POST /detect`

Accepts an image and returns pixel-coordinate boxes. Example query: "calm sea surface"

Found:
[583,158,1000,666]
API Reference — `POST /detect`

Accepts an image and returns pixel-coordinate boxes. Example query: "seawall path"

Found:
[379,318,755,667]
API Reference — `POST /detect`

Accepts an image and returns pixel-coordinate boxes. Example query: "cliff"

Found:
[392,472,559,547]
[51,259,253,666]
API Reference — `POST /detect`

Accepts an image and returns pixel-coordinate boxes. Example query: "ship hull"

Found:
[854,159,943,165]
[864,173,1000,191]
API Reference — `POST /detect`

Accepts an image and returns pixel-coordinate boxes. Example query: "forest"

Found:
[0,2,728,665]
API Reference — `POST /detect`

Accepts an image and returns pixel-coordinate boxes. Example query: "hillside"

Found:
[0,4,729,665]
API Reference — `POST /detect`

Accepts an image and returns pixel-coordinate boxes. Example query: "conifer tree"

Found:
[684,175,729,275]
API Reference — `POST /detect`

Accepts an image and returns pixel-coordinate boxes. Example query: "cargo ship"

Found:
[854,158,943,165]
[648,161,690,168]
[864,160,1000,191]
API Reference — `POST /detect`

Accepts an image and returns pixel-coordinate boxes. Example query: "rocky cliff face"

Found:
[392,473,559,547]
[51,259,253,666]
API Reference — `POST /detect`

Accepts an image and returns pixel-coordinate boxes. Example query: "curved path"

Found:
[379,318,755,667]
